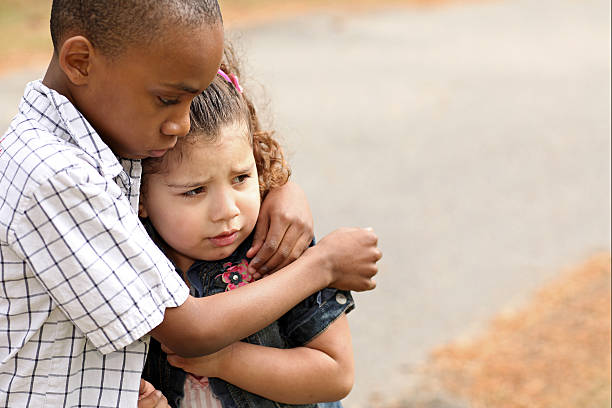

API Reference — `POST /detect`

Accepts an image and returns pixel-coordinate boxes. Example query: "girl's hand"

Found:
[138,379,169,408]
[162,343,234,378]
[247,181,314,278]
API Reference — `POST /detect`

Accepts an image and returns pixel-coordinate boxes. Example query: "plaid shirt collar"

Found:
[21,80,125,180]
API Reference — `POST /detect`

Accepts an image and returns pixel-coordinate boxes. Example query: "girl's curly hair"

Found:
[142,45,290,198]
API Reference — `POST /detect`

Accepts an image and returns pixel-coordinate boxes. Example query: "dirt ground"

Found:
[384,253,611,408]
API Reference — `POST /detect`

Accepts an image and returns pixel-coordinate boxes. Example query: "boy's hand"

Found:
[315,227,382,292]
[138,379,169,408]
[247,181,314,278]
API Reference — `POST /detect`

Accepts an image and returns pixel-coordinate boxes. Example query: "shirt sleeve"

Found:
[11,169,189,355]
[278,288,355,348]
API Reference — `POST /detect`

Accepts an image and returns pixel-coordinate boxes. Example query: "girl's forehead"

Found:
[192,122,251,148]
[169,126,251,165]
[218,121,252,144]
[197,130,252,155]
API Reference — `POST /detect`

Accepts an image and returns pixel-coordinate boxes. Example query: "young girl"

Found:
[139,55,355,408]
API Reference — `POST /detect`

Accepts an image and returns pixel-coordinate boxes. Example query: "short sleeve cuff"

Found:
[89,266,189,355]
[282,289,355,348]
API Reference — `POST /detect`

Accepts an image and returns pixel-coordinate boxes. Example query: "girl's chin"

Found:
[202,244,240,261]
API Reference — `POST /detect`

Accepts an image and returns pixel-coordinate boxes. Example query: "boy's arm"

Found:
[150,227,380,357]
[16,172,189,355]
[246,181,314,277]
[166,315,354,404]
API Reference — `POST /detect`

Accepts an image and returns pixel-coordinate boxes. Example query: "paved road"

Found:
[1,0,610,406]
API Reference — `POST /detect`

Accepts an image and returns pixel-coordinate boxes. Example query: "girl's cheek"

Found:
[176,209,203,236]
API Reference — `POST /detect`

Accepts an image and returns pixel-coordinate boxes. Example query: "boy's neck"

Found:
[42,56,75,104]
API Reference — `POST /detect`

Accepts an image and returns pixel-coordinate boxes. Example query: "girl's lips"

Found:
[209,231,238,247]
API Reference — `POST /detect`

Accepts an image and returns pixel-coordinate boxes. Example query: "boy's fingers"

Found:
[283,232,313,268]
[256,224,301,273]
[246,213,269,260]
[264,229,312,273]
[248,221,288,274]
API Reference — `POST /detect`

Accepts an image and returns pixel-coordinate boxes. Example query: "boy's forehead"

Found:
[118,23,224,90]
[136,22,223,59]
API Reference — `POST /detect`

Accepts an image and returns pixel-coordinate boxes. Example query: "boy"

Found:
[0,1,381,406]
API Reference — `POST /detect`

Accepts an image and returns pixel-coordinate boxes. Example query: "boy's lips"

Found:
[209,230,238,247]
[148,149,168,158]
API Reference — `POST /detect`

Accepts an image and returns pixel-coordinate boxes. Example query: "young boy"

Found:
[0,1,381,406]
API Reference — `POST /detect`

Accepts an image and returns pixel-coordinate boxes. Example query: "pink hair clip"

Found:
[217,69,243,93]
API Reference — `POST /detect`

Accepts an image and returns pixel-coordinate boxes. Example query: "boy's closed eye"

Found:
[156,84,202,107]
[158,96,181,106]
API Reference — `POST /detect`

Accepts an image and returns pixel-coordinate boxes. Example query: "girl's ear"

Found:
[138,199,149,218]
[58,36,95,86]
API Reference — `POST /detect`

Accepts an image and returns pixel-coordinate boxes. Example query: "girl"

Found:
[139,53,356,408]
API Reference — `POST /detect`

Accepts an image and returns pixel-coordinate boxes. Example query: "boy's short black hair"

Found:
[50,0,222,57]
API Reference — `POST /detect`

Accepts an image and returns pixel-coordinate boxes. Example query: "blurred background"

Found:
[1,0,610,407]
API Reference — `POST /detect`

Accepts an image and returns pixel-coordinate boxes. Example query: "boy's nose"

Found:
[161,109,191,138]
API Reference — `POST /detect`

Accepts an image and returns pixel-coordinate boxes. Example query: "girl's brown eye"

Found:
[184,187,205,197]
[232,174,249,184]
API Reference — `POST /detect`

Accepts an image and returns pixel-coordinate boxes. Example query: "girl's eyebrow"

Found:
[232,163,255,174]
[166,178,211,189]
[166,163,255,188]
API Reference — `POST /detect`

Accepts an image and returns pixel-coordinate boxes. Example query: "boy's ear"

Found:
[58,36,96,86]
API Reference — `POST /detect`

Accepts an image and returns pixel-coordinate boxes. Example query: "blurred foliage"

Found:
[0,0,52,58]
[0,0,436,71]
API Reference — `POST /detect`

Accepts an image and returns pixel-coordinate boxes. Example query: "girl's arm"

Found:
[150,227,380,357]
[166,315,354,404]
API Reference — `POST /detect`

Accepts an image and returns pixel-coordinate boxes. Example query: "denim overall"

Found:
[142,234,354,408]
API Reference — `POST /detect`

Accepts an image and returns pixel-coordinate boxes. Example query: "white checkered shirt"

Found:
[0,80,189,407]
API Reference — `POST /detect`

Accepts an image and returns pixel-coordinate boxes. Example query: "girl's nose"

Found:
[210,190,240,222]
[161,108,191,138]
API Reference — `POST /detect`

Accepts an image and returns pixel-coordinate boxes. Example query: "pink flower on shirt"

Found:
[217,260,253,291]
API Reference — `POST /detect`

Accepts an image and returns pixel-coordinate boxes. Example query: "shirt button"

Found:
[335,293,347,305]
